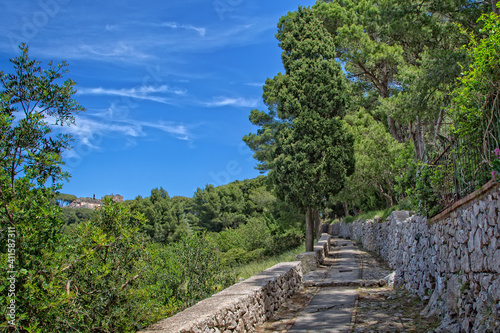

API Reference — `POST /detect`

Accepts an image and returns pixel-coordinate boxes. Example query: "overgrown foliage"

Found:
[334,109,403,214]
[132,188,190,243]
[2,2,500,331]
[0,44,84,332]
[308,0,496,218]
[452,10,500,158]
[58,198,158,332]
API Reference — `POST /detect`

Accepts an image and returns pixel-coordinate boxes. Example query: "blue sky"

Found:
[0,0,316,200]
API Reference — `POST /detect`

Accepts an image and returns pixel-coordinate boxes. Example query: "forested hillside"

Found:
[1,0,499,332]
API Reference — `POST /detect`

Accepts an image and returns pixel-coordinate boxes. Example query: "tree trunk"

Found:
[433,107,444,146]
[410,119,427,162]
[314,209,321,241]
[343,202,349,217]
[492,0,499,15]
[387,114,403,143]
[305,207,314,252]
[377,183,394,207]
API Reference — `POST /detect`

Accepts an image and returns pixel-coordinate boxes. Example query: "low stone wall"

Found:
[328,181,500,332]
[295,233,331,274]
[139,262,302,333]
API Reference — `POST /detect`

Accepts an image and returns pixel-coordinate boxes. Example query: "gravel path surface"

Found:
[352,245,440,332]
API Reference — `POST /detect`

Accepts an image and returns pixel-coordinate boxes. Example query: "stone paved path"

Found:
[302,240,360,287]
[287,287,357,332]
[256,238,440,333]
[288,239,360,332]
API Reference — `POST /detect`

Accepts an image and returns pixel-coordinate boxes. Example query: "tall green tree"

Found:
[191,183,246,232]
[313,0,404,141]
[0,44,84,331]
[248,7,354,250]
[243,6,350,171]
[270,112,354,250]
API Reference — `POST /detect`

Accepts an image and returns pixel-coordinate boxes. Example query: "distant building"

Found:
[68,197,103,210]
[67,194,124,210]
[111,194,124,202]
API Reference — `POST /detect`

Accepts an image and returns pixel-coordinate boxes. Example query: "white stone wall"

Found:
[139,262,303,333]
[330,185,500,332]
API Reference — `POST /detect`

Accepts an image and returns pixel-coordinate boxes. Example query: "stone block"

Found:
[296,252,318,274]
[488,277,500,302]
[470,250,484,272]
[462,250,471,273]
[492,249,500,272]
[318,233,331,252]
[456,229,469,244]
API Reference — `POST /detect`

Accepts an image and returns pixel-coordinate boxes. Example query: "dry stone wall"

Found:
[295,233,331,274]
[329,183,500,332]
[139,262,302,333]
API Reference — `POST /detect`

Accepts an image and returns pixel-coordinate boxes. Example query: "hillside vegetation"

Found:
[2,1,500,332]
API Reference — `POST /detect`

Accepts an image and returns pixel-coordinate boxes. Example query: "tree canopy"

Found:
[245,7,354,250]
[313,0,490,161]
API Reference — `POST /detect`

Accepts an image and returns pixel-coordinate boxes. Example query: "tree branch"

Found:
[0,186,16,228]
[120,274,140,290]
[356,61,388,97]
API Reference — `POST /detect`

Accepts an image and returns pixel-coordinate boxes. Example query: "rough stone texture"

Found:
[295,233,331,274]
[138,262,303,333]
[328,185,500,333]
[287,287,357,332]
[295,252,318,275]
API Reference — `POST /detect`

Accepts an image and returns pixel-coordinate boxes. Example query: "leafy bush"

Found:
[57,198,160,332]
[168,233,235,306]
[211,215,304,267]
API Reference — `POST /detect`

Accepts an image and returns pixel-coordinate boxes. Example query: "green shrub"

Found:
[168,233,236,306]
[56,198,159,332]
[221,247,248,266]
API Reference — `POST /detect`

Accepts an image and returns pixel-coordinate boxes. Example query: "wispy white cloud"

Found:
[160,22,206,37]
[137,120,190,140]
[156,22,272,53]
[33,41,152,64]
[77,85,186,104]
[61,116,144,143]
[80,42,150,60]
[53,102,192,158]
[4,15,274,68]
[203,96,260,108]
[245,82,264,87]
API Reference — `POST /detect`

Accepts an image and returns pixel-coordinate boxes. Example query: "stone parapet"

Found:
[328,183,500,332]
[139,262,303,333]
[295,252,318,275]
[295,233,331,274]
